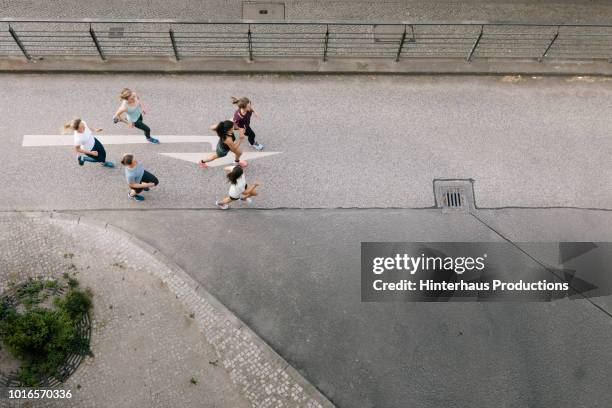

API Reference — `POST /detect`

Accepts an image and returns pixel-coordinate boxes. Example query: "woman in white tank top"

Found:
[215,165,261,210]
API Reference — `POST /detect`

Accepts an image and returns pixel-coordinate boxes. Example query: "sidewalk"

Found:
[0,212,332,408]
[4,0,612,24]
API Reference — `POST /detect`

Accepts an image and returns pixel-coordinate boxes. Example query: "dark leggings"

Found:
[84,138,106,163]
[133,170,159,193]
[244,126,256,145]
[134,115,151,139]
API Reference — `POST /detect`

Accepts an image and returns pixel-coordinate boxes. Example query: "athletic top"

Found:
[217,133,236,154]
[229,167,247,199]
[233,109,252,129]
[122,99,142,123]
[73,121,95,151]
[125,162,145,185]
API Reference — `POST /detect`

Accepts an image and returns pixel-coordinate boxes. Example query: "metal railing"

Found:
[2,18,612,63]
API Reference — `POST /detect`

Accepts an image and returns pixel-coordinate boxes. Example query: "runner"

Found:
[64,118,114,168]
[199,120,247,169]
[215,164,261,210]
[113,88,160,144]
[120,153,159,202]
[231,96,264,151]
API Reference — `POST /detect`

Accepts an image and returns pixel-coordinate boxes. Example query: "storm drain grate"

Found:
[243,2,285,20]
[443,187,464,208]
[433,179,475,212]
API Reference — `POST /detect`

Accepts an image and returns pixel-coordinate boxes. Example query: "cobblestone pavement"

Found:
[0,212,332,408]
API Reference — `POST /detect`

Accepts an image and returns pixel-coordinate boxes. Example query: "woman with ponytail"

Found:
[231,96,263,151]
[64,118,114,168]
[215,164,261,210]
[199,120,247,169]
[113,88,159,144]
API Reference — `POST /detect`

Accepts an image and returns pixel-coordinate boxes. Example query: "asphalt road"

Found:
[0,74,611,210]
[1,73,611,407]
[73,208,612,408]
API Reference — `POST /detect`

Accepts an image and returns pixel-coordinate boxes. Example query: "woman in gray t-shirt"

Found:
[120,154,159,202]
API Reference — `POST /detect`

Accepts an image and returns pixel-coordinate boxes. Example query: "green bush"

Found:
[0,285,92,386]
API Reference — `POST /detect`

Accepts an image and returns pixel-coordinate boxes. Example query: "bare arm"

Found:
[128,181,155,189]
[74,145,97,156]
[113,105,128,121]
[225,138,242,153]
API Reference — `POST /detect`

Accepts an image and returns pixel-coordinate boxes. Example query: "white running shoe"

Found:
[242,197,254,205]
[252,143,264,151]
[215,200,229,210]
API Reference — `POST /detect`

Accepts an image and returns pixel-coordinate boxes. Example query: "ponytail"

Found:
[119,88,133,100]
[62,118,81,133]
[214,120,235,139]
[227,165,244,184]
[231,96,250,109]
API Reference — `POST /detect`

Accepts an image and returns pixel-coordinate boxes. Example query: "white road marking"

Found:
[22,134,282,167]
[160,152,281,167]
[22,134,218,147]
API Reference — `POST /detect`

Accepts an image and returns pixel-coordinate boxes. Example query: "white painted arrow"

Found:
[160,151,281,167]
[22,134,282,167]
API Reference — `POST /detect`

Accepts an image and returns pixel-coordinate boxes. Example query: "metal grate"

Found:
[443,187,464,208]
[243,2,285,20]
[434,179,474,212]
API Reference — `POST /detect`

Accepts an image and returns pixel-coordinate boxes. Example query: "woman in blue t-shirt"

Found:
[120,153,159,201]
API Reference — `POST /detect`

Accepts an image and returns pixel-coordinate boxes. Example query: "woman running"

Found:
[215,164,261,210]
[231,96,264,151]
[120,154,159,201]
[64,118,114,168]
[199,120,247,169]
[113,88,160,144]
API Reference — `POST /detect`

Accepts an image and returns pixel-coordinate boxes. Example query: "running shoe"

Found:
[78,156,85,166]
[215,200,229,210]
[143,187,150,192]
[147,137,160,144]
[242,197,254,205]
[252,143,264,151]
[129,193,145,201]
[237,160,248,168]
[102,161,115,168]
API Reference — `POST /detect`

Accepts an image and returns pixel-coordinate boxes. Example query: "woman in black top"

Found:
[199,120,247,169]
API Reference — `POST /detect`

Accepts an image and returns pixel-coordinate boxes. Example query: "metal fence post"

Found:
[8,25,31,60]
[323,25,329,62]
[467,25,483,62]
[89,24,106,61]
[395,25,407,62]
[169,28,180,61]
[539,26,559,62]
[247,25,253,61]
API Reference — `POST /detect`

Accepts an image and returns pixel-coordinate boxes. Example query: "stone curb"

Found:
[2,56,612,76]
[1,211,334,408]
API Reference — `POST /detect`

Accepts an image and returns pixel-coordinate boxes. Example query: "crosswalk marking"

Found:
[22,134,282,167]
[22,134,218,147]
